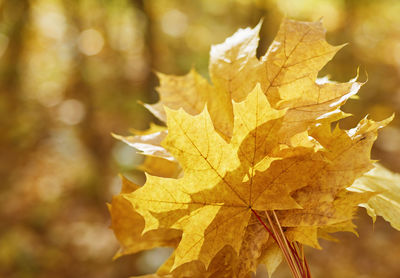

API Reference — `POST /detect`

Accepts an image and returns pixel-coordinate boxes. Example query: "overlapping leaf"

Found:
[108,176,181,259]
[350,164,400,231]
[110,18,396,277]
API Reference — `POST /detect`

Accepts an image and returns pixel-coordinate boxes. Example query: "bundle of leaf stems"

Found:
[252,209,311,278]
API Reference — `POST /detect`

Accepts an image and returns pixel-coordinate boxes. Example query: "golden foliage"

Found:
[110,19,396,277]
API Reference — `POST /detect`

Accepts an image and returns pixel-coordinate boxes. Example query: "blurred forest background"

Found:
[1,0,400,277]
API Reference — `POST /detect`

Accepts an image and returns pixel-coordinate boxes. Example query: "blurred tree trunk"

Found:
[60,0,111,201]
[0,1,40,186]
[133,0,158,104]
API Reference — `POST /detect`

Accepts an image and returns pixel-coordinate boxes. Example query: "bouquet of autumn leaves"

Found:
[109,19,400,278]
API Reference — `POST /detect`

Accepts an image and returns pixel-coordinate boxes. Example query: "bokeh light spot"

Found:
[36,11,66,40]
[161,9,188,37]
[58,99,85,125]
[78,29,104,56]
[112,142,143,168]
[36,81,64,107]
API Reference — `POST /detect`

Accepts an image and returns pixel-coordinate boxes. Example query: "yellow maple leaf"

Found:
[110,18,396,278]
[108,176,181,259]
[151,216,274,278]
[350,163,400,231]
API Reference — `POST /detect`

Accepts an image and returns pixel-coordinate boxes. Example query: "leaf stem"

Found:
[250,208,276,241]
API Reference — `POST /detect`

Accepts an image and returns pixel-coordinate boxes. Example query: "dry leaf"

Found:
[350,164,400,230]
[108,176,181,259]
[110,18,395,277]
